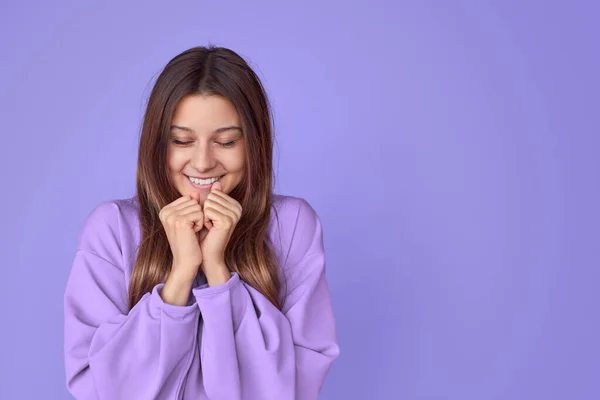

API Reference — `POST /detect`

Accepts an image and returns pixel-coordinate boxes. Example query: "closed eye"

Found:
[219,141,237,148]
[170,139,237,148]
[171,139,192,146]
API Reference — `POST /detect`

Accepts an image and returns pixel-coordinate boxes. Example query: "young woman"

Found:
[63,45,339,400]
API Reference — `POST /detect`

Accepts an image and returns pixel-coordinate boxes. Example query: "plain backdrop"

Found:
[1,1,599,399]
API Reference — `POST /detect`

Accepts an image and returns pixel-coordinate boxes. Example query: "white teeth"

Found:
[189,175,220,185]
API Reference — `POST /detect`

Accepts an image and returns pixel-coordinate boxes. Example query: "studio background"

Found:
[1,1,599,399]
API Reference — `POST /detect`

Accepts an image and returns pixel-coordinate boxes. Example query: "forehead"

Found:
[172,94,240,127]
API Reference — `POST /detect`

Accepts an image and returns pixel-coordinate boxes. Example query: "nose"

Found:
[189,141,217,171]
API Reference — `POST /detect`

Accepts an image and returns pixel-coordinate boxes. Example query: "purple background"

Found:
[1,1,599,399]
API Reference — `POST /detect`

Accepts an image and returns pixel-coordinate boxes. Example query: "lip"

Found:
[186,174,223,189]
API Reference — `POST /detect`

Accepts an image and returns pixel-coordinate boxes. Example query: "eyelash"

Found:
[171,139,236,148]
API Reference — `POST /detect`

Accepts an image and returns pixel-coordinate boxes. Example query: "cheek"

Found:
[227,148,246,172]
[167,149,187,171]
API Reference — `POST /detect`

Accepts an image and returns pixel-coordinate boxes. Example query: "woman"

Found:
[63,45,340,400]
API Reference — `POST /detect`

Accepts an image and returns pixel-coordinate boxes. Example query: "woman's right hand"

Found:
[159,192,204,283]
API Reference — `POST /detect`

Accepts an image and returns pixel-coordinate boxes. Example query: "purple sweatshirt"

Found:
[63,194,339,400]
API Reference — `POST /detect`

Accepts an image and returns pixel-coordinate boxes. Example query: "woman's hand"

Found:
[159,193,205,284]
[199,181,242,285]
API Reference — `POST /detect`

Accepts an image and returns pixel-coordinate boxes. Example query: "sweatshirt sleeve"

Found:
[63,201,200,400]
[192,198,340,400]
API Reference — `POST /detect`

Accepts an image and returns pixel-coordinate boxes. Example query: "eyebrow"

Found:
[170,125,243,135]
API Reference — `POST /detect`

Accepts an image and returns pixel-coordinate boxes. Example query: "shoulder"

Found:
[76,196,140,269]
[269,193,324,270]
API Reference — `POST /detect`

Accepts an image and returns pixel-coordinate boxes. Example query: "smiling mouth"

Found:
[186,174,223,187]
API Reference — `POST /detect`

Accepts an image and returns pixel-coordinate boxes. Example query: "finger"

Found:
[205,198,238,222]
[203,206,234,229]
[175,210,204,228]
[206,193,241,220]
[170,195,192,207]
[164,198,196,215]
[206,192,232,210]
[160,195,191,217]
[208,189,241,212]
[203,208,213,230]
[177,202,203,215]
[162,199,199,221]
[181,207,204,231]
[211,181,223,192]
[172,198,200,211]
[190,191,200,201]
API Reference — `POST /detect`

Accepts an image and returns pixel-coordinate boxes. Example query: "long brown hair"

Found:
[129,45,281,310]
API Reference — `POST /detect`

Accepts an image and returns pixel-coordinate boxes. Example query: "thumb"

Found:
[190,191,200,202]
[211,181,222,191]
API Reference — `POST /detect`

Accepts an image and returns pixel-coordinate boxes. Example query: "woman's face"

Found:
[167,94,246,205]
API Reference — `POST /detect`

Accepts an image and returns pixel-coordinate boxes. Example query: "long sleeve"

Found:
[192,199,340,400]
[63,201,200,400]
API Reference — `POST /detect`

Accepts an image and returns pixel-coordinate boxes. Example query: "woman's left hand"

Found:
[199,181,242,283]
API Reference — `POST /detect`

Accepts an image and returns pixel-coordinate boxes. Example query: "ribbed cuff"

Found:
[150,283,199,318]
[192,271,240,298]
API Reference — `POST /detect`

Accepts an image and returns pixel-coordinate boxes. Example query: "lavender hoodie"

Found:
[63,194,339,400]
